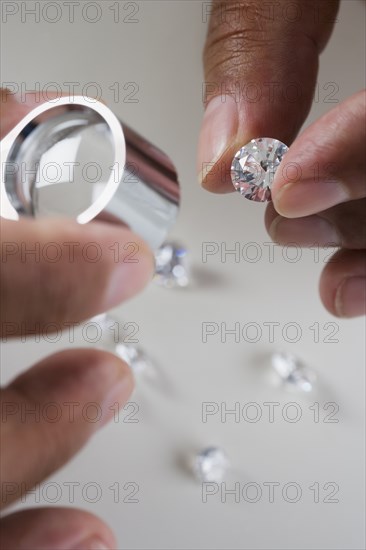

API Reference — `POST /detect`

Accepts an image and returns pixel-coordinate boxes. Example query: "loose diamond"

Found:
[231,137,288,201]
[193,447,230,483]
[154,242,190,288]
[115,343,155,376]
[271,351,316,392]
[89,313,116,336]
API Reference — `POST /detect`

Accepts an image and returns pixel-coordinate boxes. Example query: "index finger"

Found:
[1,217,153,338]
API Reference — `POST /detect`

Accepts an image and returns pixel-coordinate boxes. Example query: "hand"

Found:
[197,0,365,317]
[0,91,154,549]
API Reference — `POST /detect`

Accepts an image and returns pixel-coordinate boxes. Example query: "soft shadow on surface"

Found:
[190,265,232,290]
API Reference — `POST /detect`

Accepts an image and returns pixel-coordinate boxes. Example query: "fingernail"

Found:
[73,537,110,550]
[335,277,366,318]
[103,241,154,310]
[197,95,238,184]
[100,362,134,428]
[274,179,349,217]
[269,215,340,247]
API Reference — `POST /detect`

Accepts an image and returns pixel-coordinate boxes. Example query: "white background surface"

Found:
[1,1,365,549]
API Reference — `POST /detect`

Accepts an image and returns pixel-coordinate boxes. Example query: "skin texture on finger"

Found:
[272,90,366,216]
[0,217,154,337]
[319,249,366,318]
[265,199,366,249]
[0,348,134,507]
[0,507,116,550]
[197,0,340,191]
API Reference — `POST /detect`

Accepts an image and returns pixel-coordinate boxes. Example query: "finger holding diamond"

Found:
[265,199,366,249]
[271,90,366,218]
[197,0,340,192]
[319,249,366,318]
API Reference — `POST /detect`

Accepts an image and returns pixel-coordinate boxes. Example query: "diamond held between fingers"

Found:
[231,137,288,202]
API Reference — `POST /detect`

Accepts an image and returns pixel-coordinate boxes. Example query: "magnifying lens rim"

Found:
[0,96,126,224]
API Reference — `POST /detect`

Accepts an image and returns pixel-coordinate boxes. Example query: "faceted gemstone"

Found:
[89,313,116,336]
[115,343,155,376]
[87,316,156,378]
[154,242,190,288]
[271,351,316,392]
[193,447,230,483]
[231,138,288,201]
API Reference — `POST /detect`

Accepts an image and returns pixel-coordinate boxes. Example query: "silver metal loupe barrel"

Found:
[0,96,180,249]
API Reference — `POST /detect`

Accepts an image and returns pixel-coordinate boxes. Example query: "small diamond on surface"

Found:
[154,242,190,288]
[231,137,288,201]
[89,313,116,334]
[193,447,230,483]
[115,343,155,376]
[271,351,316,392]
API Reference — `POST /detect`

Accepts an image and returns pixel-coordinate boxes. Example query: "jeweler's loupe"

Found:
[0,96,180,249]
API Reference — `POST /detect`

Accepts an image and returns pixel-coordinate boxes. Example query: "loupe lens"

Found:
[5,107,116,219]
[1,98,180,249]
[32,115,115,218]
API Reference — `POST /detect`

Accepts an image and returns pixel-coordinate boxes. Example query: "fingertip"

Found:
[1,217,155,329]
[197,95,240,193]
[334,277,366,318]
[273,179,349,219]
[81,220,155,309]
[0,508,117,550]
[319,249,366,318]
[103,242,154,311]
[199,155,237,193]
[1,348,135,505]
[13,347,135,416]
[197,95,238,182]
[264,202,281,238]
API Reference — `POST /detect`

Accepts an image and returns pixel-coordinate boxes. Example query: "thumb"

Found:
[197,0,339,192]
